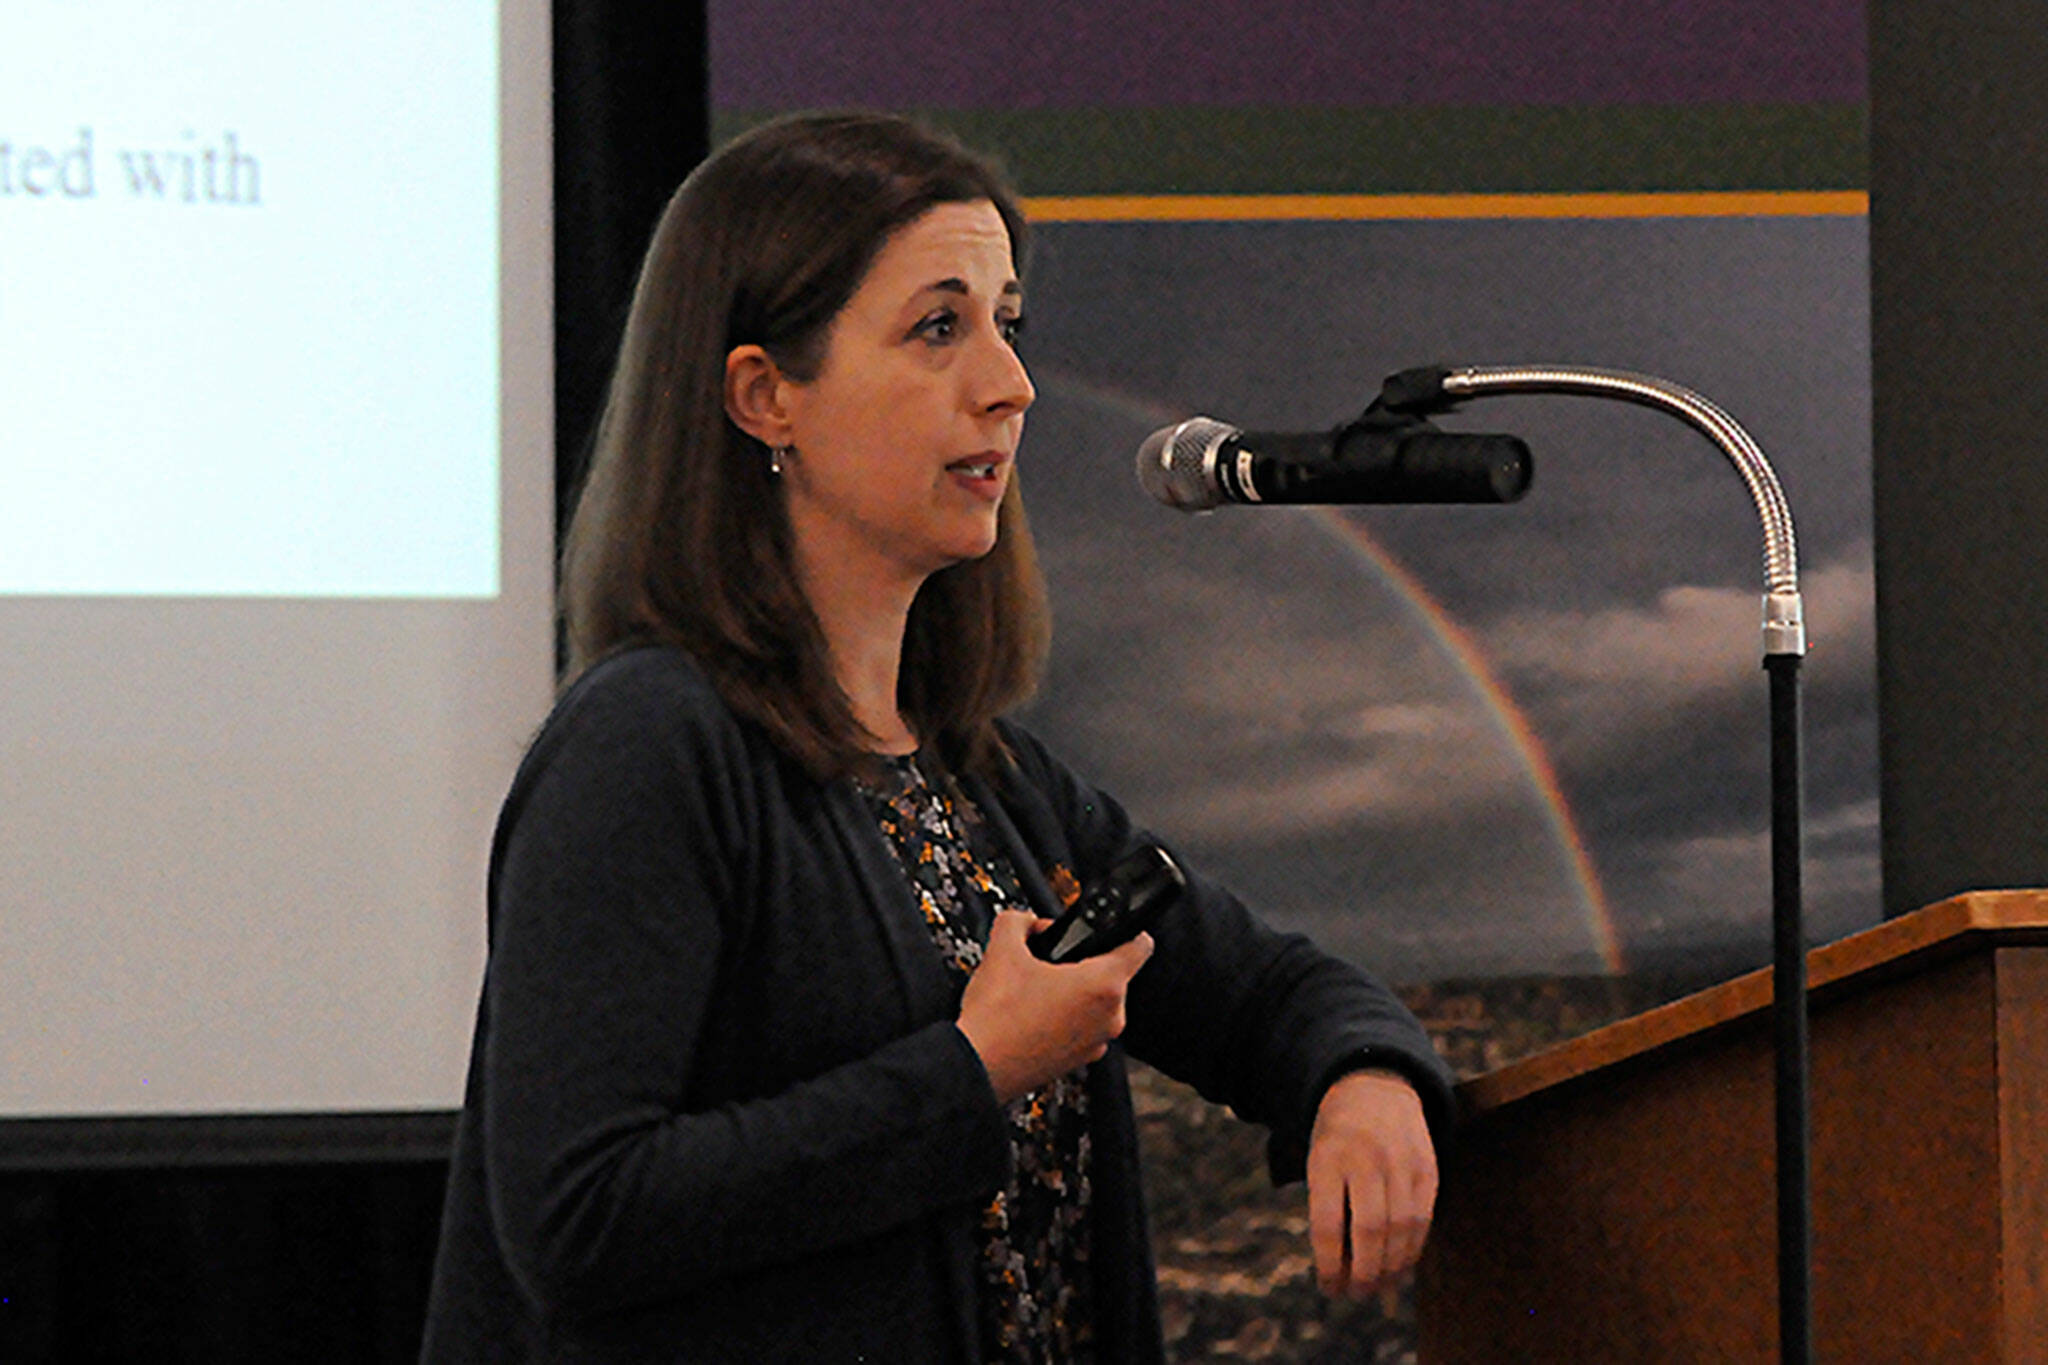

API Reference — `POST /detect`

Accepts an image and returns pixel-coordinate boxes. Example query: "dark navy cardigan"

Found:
[420,646,1454,1362]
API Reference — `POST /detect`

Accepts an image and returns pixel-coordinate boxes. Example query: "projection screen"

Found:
[0,2,555,1126]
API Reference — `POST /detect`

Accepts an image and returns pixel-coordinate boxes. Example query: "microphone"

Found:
[1136,413,1532,511]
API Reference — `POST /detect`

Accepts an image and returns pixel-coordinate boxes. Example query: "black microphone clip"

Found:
[1365,365,1463,419]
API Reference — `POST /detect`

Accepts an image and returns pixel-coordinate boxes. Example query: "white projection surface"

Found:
[2,6,497,597]
[0,3,555,1118]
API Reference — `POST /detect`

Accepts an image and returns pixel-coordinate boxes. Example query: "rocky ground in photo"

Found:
[1135,972,1712,1362]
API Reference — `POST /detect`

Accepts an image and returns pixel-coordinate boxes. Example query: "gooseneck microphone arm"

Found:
[1377,364,1804,651]
[1373,362,1812,1364]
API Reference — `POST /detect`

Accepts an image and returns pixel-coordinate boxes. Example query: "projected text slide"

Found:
[0,3,500,598]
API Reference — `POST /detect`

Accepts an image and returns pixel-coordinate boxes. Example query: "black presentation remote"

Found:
[1030,844,1186,963]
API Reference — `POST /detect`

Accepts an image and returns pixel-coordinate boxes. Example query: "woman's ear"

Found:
[724,344,794,448]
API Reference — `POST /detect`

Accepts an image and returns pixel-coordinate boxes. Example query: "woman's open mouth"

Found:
[947,454,1009,499]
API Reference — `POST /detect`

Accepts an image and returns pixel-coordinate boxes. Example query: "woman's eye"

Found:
[999,314,1027,345]
[914,309,958,342]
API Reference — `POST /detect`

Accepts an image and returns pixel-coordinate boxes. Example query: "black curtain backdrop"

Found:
[0,7,707,1361]
[553,3,707,542]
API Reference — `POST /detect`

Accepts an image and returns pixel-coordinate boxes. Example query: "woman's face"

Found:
[775,199,1034,591]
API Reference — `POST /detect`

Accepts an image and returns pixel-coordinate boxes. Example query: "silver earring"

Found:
[769,444,789,477]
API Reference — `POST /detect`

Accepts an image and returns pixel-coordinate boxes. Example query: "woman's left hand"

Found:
[1304,1068,1438,1299]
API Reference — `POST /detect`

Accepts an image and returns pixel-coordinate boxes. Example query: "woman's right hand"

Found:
[956,909,1155,1104]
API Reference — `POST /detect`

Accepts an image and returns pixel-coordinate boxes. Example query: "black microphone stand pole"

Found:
[1373,365,1812,1363]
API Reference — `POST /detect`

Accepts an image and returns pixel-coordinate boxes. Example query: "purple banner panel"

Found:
[711,0,1865,112]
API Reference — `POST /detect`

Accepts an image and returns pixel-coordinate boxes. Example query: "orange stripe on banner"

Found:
[1021,191,1869,222]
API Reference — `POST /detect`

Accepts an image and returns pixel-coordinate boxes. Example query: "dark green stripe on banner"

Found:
[713,105,1866,196]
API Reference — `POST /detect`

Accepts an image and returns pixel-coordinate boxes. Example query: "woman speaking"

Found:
[422,111,1455,1363]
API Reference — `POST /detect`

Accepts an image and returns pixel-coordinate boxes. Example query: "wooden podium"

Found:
[1416,891,2048,1362]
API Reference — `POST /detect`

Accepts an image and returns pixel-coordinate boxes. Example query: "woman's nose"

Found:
[973,327,1035,417]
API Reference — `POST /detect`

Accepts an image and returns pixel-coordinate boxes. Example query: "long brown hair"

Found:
[560,111,1050,780]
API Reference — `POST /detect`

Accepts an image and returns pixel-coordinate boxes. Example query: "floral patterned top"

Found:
[858,753,1095,1363]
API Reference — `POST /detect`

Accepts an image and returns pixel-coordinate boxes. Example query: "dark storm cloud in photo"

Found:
[1012,215,1875,982]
